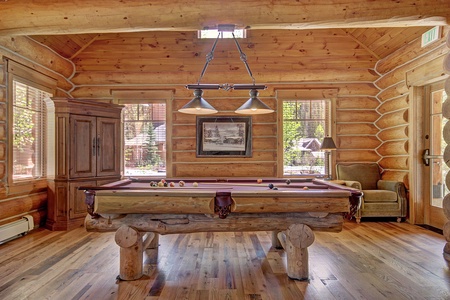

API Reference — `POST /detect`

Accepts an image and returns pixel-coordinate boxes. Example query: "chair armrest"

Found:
[377,180,403,192]
[377,180,407,201]
[340,180,362,190]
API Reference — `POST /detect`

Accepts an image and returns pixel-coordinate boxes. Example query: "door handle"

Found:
[92,137,96,156]
[422,149,443,166]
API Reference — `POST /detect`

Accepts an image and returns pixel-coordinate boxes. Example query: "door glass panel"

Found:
[430,88,448,208]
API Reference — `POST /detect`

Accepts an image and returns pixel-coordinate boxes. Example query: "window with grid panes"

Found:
[123,103,166,176]
[12,80,51,181]
[283,99,331,176]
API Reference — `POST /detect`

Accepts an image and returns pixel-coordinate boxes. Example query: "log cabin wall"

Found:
[374,27,450,187]
[0,38,74,228]
[0,23,449,226]
[66,29,383,177]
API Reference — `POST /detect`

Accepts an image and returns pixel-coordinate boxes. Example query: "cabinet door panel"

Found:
[97,117,121,177]
[69,180,96,219]
[70,115,97,178]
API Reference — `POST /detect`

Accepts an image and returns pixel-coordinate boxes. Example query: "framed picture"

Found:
[196,116,252,157]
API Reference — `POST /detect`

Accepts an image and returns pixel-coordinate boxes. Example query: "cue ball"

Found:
[303,186,309,190]
[193,182,198,187]
[268,183,274,189]
[285,179,291,185]
[257,178,263,184]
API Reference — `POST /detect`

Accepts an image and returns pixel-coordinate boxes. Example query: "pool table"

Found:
[82,178,361,281]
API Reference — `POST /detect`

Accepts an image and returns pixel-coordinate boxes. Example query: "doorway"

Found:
[422,81,448,229]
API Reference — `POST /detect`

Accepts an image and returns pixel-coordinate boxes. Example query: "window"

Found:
[283,99,331,176]
[123,103,166,176]
[12,80,51,181]
[199,28,246,39]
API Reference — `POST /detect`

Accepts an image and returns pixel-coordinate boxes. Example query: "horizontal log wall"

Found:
[335,93,381,164]
[374,27,450,186]
[66,29,383,178]
[0,26,449,227]
[172,94,278,177]
[0,41,73,229]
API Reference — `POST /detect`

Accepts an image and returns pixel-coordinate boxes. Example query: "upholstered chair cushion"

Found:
[363,190,398,202]
[335,163,380,190]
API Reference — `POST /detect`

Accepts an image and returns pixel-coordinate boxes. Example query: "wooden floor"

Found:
[0,221,449,300]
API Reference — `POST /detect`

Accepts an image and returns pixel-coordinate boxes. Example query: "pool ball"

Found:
[157,181,164,187]
[268,183,274,189]
[163,182,168,187]
[169,182,175,187]
[257,178,263,184]
[273,187,278,190]
[193,182,198,187]
[178,180,185,187]
[160,179,166,183]
[285,179,291,185]
[149,181,156,186]
[303,186,309,190]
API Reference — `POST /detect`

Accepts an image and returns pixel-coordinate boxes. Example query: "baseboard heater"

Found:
[0,215,34,244]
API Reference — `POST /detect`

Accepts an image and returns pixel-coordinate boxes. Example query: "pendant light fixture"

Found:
[179,24,273,115]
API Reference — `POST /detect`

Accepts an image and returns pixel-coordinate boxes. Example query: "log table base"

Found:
[87,212,343,281]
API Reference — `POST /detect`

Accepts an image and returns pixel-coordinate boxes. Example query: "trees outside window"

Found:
[123,103,166,176]
[12,81,50,180]
[283,99,330,176]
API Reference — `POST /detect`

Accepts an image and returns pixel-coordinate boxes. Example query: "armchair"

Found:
[335,163,407,223]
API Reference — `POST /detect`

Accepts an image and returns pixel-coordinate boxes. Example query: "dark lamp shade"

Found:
[178,89,218,115]
[320,137,337,150]
[235,89,274,115]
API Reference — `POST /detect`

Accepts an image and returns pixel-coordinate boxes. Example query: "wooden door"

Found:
[96,117,121,177]
[70,115,97,178]
[423,81,448,229]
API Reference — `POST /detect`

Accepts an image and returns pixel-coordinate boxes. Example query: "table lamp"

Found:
[320,136,337,180]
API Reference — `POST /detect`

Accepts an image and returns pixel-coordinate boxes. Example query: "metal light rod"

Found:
[185,84,221,90]
[232,84,267,90]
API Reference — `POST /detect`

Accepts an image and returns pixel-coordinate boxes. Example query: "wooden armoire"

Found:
[46,98,123,230]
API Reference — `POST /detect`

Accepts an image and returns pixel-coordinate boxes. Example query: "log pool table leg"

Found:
[277,224,315,281]
[271,231,283,249]
[115,225,156,281]
[147,232,159,249]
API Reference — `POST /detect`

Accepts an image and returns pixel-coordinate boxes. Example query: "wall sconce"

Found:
[179,24,273,115]
[320,136,337,180]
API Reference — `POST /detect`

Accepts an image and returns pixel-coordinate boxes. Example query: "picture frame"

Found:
[196,116,252,157]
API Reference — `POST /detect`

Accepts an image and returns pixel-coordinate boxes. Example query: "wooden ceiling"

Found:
[1,0,449,85]
[30,27,432,62]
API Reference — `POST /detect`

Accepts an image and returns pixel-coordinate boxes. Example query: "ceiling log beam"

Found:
[0,0,448,36]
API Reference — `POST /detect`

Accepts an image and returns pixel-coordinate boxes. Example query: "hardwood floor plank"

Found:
[0,221,448,300]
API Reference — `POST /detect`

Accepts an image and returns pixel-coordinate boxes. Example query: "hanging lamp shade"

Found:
[178,89,218,115]
[235,89,274,115]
